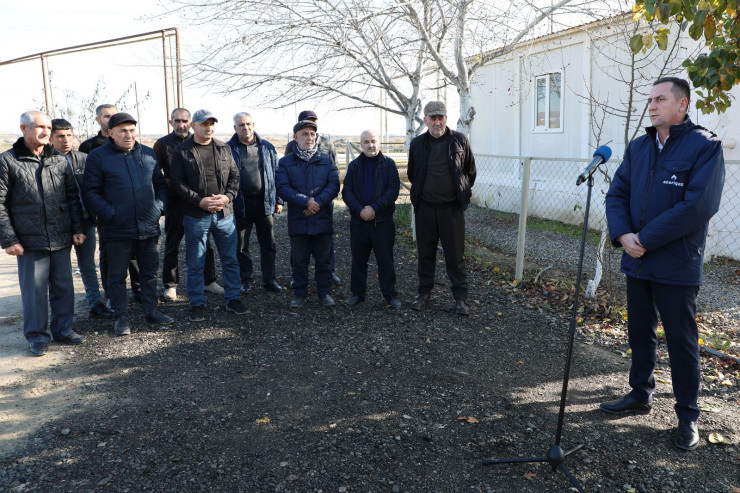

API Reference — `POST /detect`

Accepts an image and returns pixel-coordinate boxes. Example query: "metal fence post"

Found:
[515,157,532,282]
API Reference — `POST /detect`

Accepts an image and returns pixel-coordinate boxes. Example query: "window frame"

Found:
[532,71,564,133]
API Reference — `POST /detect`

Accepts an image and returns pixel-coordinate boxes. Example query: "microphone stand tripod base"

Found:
[480,443,586,492]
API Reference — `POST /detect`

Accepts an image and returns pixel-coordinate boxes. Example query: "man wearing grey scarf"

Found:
[276,120,340,308]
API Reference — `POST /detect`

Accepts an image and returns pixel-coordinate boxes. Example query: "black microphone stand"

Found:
[482,173,600,493]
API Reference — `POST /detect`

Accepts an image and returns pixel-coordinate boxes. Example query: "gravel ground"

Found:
[0,203,738,492]
[464,205,740,317]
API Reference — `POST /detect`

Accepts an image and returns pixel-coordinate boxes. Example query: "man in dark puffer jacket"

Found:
[276,119,339,308]
[83,113,172,336]
[0,111,86,356]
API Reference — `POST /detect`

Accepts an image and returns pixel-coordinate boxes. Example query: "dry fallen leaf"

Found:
[708,432,733,445]
[457,416,479,424]
[255,416,271,424]
[524,471,536,480]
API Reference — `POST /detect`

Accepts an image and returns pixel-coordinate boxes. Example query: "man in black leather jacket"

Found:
[407,101,476,316]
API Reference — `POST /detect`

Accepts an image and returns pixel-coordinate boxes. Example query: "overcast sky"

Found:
[0,1,404,138]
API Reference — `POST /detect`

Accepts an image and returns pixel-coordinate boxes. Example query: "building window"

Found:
[534,72,562,132]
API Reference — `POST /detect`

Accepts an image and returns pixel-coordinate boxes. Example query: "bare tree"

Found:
[401,0,620,136]
[165,0,454,149]
[164,0,623,143]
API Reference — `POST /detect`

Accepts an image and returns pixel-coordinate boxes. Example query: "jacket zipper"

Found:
[636,138,664,278]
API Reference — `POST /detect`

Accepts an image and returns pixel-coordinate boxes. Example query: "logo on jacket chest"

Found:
[663,174,684,187]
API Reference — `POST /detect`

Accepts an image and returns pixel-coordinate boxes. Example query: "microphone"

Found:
[576,145,612,186]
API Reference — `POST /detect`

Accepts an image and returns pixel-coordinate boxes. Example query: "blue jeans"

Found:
[183,212,241,307]
[73,218,103,308]
[18,247,75,344]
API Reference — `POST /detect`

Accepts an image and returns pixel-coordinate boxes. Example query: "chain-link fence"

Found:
[473,154,740,259]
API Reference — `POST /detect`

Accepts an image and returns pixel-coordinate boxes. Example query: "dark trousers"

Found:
[162,197,217,288]
[350,220,397,300]
[106,237,160,319]
[98,220,139,297]
[18,248,75,344]
[414,202,467,300]
[236,197,277,284]
[290,233,332,298]
[626,276,701,421]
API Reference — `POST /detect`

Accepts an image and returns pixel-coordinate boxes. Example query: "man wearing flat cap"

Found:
[276,119,340,308]
[83,112,173,336]
[284,110,341,285]
[408,101,476,316]
[169,110,248,322]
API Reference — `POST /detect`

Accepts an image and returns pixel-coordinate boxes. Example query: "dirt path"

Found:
[0,250,93,457]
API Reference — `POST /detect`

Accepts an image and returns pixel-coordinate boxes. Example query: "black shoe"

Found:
[29,341,49,356]
[226,299,248,315]
[386,297,402,310]
[188,305,205,322]
[115,317,131,336]
[674,420,699,450]
[411,293,430,311]
[144,310,174,325]
[320,294,336,307]
[599,395,652,415]
[345,294,363,307]
[57,331,85,345]
[331,272,341,285]
[89,301,114,318]
[455,299,470,316]
[264,280,283,293]
[130,292,142,304]
[290,295,304,308]
[240,280,253,294]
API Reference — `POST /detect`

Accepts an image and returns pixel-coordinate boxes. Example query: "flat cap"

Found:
[423,101,447,117]
[298,110,318,121]
[108,112,137,128]
[293,120,318,134]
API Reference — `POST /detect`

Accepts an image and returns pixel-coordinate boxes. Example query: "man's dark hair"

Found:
[654,77,691,105]
[95,104,117,117]
[51,118,73,133]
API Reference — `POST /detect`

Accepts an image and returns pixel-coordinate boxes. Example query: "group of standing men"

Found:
[0,100,477,357]
[0,76,724,451]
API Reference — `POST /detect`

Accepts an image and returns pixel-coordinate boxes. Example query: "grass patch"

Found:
[471,205,602,246]
[526,216,602,246]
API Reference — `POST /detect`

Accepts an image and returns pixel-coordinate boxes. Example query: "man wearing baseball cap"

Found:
[408,101,476,316]
[83,112,173,336]
[276,119,340,308]
[169,110,248,322]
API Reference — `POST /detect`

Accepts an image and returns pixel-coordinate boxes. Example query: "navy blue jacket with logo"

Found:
[605,117,725,286]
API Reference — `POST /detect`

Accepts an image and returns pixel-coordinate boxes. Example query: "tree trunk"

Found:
[456,89,476,138]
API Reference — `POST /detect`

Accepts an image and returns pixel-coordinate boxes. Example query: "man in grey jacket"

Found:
[0,111,87,356]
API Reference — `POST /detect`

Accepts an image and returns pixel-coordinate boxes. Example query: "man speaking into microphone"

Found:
[602,77,725,451]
